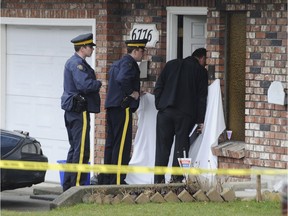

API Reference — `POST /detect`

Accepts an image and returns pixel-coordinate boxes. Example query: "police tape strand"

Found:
[0,160,287,176]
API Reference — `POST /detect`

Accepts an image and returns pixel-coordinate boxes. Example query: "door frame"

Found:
[166,7,208,61]
[0,17,96,165]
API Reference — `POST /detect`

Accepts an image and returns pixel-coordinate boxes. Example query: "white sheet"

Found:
[125,93,157,184]
[125,79,225,184]
[188,79,226,182]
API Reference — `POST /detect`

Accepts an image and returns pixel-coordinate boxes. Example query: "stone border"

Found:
[50,183,236,208]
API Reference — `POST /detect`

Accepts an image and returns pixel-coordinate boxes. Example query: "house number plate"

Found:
[130,24,159,47]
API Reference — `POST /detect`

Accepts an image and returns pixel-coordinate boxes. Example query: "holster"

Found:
[121,96,134,109]
[72,94,87,113]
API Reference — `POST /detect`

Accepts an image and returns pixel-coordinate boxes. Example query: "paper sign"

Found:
[178,158,192,168]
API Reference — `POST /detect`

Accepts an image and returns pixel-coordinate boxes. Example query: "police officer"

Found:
[61,33,102,191]
[101,39,148,185]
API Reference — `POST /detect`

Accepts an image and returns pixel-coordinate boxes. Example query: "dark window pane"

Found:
[1,135,20,156]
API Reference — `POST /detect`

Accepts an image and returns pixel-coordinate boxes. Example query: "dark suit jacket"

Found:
[154,56,208,123]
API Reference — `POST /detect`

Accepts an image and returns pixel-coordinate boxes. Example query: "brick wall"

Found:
[92,0,215,164]
[1,0,287,171]
[245,2,287,169]
[208,0,288,172]
[0,0,214,164]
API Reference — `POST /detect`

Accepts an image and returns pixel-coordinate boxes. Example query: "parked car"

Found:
[1,129,48,191]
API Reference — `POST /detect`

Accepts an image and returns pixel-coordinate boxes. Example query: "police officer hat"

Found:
[71,33,96,46]
[125,39,148,49]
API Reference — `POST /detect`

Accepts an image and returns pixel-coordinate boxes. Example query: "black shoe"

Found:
[154,175,165,184]
[90,173,105,185]
[169,176,184,183]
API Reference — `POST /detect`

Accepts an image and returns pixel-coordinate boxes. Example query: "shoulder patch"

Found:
[77,64,84,71]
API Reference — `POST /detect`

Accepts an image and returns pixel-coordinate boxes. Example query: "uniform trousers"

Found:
[63,111,90,191]
[154,107,194,183]
[103,107,132,184]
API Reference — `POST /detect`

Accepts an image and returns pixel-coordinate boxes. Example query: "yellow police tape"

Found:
[0,160,287,176]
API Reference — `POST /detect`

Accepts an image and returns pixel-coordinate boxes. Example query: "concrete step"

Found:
[33,186,62,196]
[222,181,268,191]
[30,194,58,201]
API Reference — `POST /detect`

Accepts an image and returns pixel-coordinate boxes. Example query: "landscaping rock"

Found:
[82,193,92,203]
[103,194,113,204]
[221,188,236,201]
[121,194,135,204]
[193,189,209,202]
[135,193,150,204]
[111,194,123,205]
[164,191,180,202]
[93,193,104,204]
[178,189,195,202]
[150,192,165,203]
[206,188,224,202]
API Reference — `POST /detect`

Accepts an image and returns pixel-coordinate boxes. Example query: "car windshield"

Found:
[1,134,21,156]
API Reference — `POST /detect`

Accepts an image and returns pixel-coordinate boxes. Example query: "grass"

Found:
[1,200,281,216]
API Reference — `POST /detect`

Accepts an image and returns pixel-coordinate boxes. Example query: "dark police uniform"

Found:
[101,39,147,185]
[61,33,102,191]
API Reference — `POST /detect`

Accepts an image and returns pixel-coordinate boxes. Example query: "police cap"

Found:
[71,33,96,46]
[125,39,148,49]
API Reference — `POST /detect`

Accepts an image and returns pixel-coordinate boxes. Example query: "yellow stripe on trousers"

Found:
[117,107,130,185]
[76,111,87,186]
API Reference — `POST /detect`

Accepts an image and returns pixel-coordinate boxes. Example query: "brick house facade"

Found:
[1,0,287,178]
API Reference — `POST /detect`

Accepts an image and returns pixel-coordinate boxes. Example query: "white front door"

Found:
[183,15,206,58]
[166,7,207,61]
[4,24,92,183]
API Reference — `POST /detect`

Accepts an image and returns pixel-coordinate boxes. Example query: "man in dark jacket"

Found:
[154,48,208,183]
[61,33,102,191]
[102,39,148,185]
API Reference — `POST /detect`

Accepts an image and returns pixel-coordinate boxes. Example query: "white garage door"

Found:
[5,25,92,183]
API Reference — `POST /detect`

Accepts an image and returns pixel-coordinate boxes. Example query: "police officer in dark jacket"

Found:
[61,33,102,191]
[102,39,148,185]
[154,48,208,184]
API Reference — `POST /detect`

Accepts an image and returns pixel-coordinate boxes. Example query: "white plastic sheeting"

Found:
[125,79,225,184]
[188,79,226,183]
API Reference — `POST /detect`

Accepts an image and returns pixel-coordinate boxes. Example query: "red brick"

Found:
[255,32,266,39]
[264,117,275,124]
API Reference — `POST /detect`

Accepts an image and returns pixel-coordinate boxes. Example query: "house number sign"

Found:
[130,24,159,47]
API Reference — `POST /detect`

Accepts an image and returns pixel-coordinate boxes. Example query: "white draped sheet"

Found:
[125,79,225,184]
[188,79,226,182]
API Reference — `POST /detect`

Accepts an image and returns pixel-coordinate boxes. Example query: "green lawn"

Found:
[1,200,281,216]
